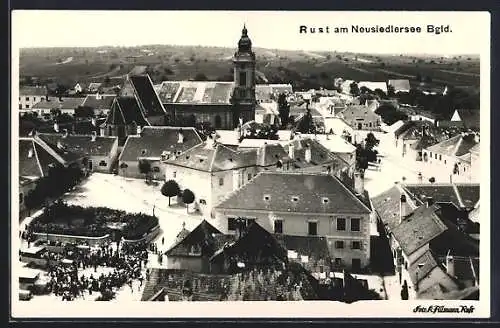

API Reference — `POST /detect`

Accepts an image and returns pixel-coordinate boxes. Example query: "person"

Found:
[401,281,409,300]
[161,237,165,245]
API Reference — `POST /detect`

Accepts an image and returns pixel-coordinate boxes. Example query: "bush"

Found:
[31,202,158,240]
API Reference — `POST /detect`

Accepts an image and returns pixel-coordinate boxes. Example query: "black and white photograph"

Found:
[11,10,490,318]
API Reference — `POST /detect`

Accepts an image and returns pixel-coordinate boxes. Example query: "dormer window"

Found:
[263,194,271,202]
[291,196,299,202]
[141,149,147,155]
[322,197,330,204]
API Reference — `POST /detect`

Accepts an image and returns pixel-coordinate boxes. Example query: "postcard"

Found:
[11,10,490,319]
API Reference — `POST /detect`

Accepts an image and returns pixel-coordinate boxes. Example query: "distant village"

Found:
[17,25,480,303]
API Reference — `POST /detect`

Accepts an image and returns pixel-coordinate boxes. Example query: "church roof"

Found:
[157,81,235,105]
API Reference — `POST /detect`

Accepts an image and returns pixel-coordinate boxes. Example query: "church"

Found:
[101,25,257,143]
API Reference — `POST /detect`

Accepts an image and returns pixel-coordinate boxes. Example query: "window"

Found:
[274,220,283,234]
[444,160,447,164]
[25,97,29,101]
[334,258,342,266]
[99,160,107,167]
[308,221,317,236]
[152,166,160,172]
[335,241,344,249]
[247,173,252,181]
[239,71,247,87]
[20,193,24,204]
[351,218,361,232]
[172,171,176,178]
[435,154,437,159]
[25,104,30,109]
[337,218,346,231]
[322,197,330,204]
[228,218,237,231]
[219,177,224,186]
[291,196,299,202]
[141,149,147,155]
[439,155,442,161]
[199,199,206,205]
[352,241,361,249]
[263,194,271,201]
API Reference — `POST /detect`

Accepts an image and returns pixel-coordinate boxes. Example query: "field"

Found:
[19,45,480,92]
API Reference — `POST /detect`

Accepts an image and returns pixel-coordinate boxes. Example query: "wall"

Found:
[32,232,111,247]
[89,139,120,173]
[422,150,472,182]
[19,180,37,212]
[19,95,44,110]
[166,104,235,129]
[166,256,204,272]
[119,159,163,180]
[213,209,371,270]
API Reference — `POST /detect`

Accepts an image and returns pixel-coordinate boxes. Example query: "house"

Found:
[31,97,86,118]
[81,94,115,116]
[337,105,382,131]
[255,102,279,125]
[19,86,47,111]
[118,126,203,180]
[162,139,262,216]
[394,120,445,158]
[389,203,479,299]
[447,109,480,131]
[410,111,436,125]
[165,220,229,273]
[358,81,388,94]
[73,83,85,94]
[87,82,103,94]
[469,143,480,182]
[340,80,355,95]
[388,79,411,93]
[18,135,84,211]
[322,117,353,138]
[36,132,119,173]
[156,26,257,129]
[423,133,479,182]
[255,84,293,103]
[100,96,149,145]
[213,171,373,271]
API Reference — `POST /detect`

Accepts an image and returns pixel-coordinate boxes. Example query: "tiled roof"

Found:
[105,97,149,126]
[36,135,85,164]
[391,204,448,255]
[36,133,117,157]
[32,97,86,110]
[388,79,411,92]
[455,184,480,208]
[82,95,115,109]
[157,81,235,104]
[420,286,479,300]
[256,144,291,167]
[404,184,460,208]
[410,134,439,150]
[163,141,254,172]
[20,86,47,96]
[129,75,166,116]
[371,185,416,231]
[358,81,388,93]
[426,134,478,157]
[165,220,224,257]
[215,171,371,215]
[408,250,440,285]
[296,134,356,154]
[454,109,480,129]
[19,137,67,178]
[469,143,480,155]
[119,126,203,162]
[339,105,380,121]
[87,82,102,91]
[285,138,341,169]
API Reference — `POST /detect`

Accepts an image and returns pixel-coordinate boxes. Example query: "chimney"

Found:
[62,129,69,138]
[426,197,434,208]
[28,148,34,158]
[288,143,295,159]
[177,129,185,144]
[96,92,101,100]
[353,171,364,195]
[232,170,239,191]
[45,94,49,101]
[305,144,312,163]
[53,122,59,133]
[136,125,142,135]
[58,96,63,102]
[400,194,407,224]
[446,253,455,277]
[474,133,480,143]
[91,131,97,142]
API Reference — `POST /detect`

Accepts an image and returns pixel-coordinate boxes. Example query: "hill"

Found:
[19,45,480,92]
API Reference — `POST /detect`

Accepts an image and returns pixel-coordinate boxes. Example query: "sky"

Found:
[12,11,489,55]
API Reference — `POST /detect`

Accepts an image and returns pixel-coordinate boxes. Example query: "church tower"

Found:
[232,24,256,127]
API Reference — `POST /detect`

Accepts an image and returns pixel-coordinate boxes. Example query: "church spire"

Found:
[238,23,252,53]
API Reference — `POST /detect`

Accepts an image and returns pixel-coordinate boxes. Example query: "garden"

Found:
[30,201,159,240]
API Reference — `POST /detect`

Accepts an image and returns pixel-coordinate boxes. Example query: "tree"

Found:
[138,159,152,183]
[161,180,180,206]
[277,93,290,127]
[365,133,380,151]
[74,106,95,118]
[181,189,195,213]
[349,82,360,96]
[50,108,61,117]
[429,177,436,184]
